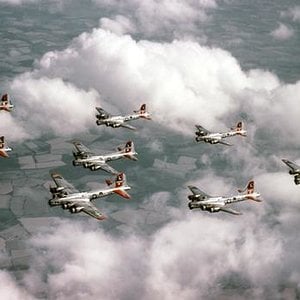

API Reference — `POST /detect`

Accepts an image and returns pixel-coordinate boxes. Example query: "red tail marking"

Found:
[0,150,8,158]
[114,189,131,199]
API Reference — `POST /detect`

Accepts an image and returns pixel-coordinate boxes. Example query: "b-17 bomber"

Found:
[0,136,12,158]
[187,180,261,215]
[195,121,246,146]
[95,103,151,130]
[72,140,138,174]
[282,159,300,185]
[0,94,14,112]
[49,172,131,220]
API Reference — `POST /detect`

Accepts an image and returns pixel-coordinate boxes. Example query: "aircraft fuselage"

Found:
[195,130,246,143]
[188,192,260,212]
[49,185,131,206]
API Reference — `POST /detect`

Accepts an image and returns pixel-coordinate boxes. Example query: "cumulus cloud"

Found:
[25,29,250,135]
[0,0,35,5]
[0,271,34,300]
[270,23,294,40]
[9,75,100,138]
[95,0,219,40]
[280,6,300,22]
[6,26,300,154]
[0,214,285,299]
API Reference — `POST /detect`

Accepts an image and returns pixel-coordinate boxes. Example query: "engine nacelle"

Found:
[62,203,70,209]
[48,199,57,206]
[210,139,219,144]
[209,207,220,213]
[72,160,79,166]
[90,165,100,171]
[50,186,64,194]
[294,177,300,185]
[289,170,296,175]
[69,206,84,213]
[91,192,101,199]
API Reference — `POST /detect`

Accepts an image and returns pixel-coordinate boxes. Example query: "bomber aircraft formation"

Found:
[1,91,299,220]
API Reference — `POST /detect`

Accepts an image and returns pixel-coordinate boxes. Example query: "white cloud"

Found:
[281,6,300,22]
[10,75,100,138]
[7,27,300,152]
[0,214,284,299]
[0,0,35,5]
[0,271,34,300]
[26,29,250,135]
[94,0,219,39]
[100,15,137,35]
[270,23,294,40]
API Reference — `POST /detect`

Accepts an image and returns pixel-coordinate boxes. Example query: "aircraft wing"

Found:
[0,150,9,158]
[77,202,106,220]
[96,107,110,119]
[72,141,93,156]
[282,159,300,172]
[188,185,211,198]
[195,125,210,135]
[120,123,137,130]
[97,162,119,175]
[219,207,242,215]
[50,172,79,194]
[218,140,232,146]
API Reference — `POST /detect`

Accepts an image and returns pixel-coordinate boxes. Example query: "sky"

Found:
[0,0,300,299]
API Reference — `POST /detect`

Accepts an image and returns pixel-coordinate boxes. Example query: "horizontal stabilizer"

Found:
[114,189,131,199]
[220,207,242,215]
[218,140,232,146]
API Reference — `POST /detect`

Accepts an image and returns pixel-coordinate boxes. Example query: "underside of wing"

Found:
[195,125,210,135]
[120,123,136,130]
[219,207,242,215]
[188,185,211,198]
[218,140,232,146]
[96,107,110,119]
[282,159,299,172]
[97,162,119,175]
[50,172,79,194]
[72,141,93,156]
[81,202,107,220]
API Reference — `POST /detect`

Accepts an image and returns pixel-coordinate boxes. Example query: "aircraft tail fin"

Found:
[0,136,4,150]
[238,180,254,194]
[1,94,8,103]
[0,94,13,111]
[134,104,151,120]
[117,141,138,161]
[0,136,9,158]
[238,180,261,202]
[106,173,131,199]
[232,121,246,136]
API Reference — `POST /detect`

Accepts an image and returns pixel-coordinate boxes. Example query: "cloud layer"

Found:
[0,214,285,300]
[95,0,219,40]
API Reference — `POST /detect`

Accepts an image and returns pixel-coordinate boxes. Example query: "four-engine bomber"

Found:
[188,180,261,215]
[195,121,247,146]
[72,140,138,174]
[49,172,131,220]
[95,103,151,130]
